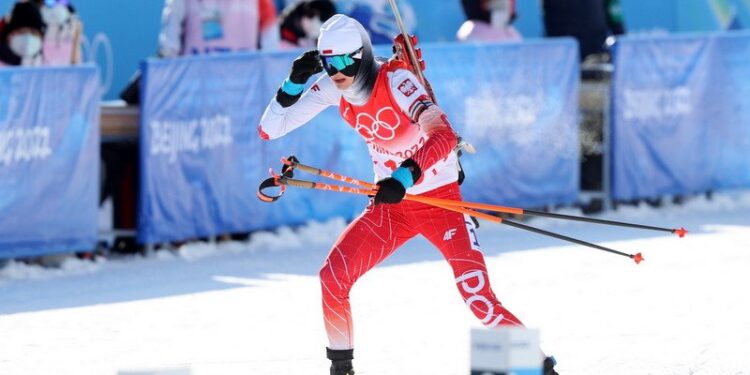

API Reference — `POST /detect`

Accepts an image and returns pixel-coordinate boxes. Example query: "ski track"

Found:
[1,192,749,374]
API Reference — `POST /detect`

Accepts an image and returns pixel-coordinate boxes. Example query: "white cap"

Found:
[317,14,364,56]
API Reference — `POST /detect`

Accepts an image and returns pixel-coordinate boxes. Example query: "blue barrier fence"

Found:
[7,33,747,254]
[138,39,581,245]
[137,52,372,244]
[0,65,100,259]
[612,31,750,200]
[426,39,580,209]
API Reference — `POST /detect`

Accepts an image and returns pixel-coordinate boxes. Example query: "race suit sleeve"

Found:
[258,74,341,140]
[388,68,458,171]
[158,0,187,57]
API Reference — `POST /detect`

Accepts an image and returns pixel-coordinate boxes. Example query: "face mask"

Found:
[490,10,511,27]
[301,16,322,39]
[486,0,511,27]
[9,33,43,58]
[41,4,71,26]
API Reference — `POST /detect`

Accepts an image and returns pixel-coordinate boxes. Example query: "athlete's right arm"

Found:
[258,51,340,140]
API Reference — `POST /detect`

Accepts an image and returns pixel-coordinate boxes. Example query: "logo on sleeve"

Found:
[398,79,418,97]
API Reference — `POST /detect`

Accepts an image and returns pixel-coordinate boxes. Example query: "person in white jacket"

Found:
[158,0,280,57]
[457,0,522,43]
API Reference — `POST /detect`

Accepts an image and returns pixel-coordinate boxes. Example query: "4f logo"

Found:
[443,228,457,241]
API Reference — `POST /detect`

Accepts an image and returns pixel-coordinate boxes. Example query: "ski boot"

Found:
[327,348,355,375]
[544,356,559,375]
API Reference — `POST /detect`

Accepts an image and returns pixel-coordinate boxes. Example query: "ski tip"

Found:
[633,252,644,264]
[674,227,688,238]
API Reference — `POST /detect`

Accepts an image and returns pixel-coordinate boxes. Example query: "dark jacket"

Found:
[543,0,625,60]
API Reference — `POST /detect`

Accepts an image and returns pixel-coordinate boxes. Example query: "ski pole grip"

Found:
[257,176,286,202]
[259,156,302,202]
[281,155,300,176]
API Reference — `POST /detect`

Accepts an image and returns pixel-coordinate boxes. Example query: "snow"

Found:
[1,192,750,375]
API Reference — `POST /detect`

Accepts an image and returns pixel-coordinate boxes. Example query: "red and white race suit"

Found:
[259,60,524,350]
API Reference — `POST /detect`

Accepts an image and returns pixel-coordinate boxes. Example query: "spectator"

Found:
[278,0,336,49]
[334,0,417,45]
[542,0,625,61]
[0,1,45,66]
[457,0,521,42]
[543,0,625,210]
[116,0,284,252]
[158,0,280,57]
[121,0,281,102]
[39,0,83,65]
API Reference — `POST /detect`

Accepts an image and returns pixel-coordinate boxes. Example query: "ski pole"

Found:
[414,197,644,264]
[281,158,686,237]
[271,174,644,264]
[413,196,687,237]
[499,219,644,264]
[281,177,375,196]
[281,157,513,212]
[504,209,687,237]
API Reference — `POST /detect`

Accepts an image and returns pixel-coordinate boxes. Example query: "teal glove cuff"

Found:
[281,78,304,96]
[391,167,414,189]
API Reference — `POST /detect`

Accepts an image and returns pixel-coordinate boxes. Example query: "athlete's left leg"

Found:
[411,184,557,372]
[412,183,524,327]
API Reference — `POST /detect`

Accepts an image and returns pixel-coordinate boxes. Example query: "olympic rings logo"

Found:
[355,107,401,141]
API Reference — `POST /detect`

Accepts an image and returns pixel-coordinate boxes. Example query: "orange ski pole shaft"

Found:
[282,177,375,196]
[282,157,521,212]
[277,175,643,264]
[283,158,685,237]
[418,196,686,237]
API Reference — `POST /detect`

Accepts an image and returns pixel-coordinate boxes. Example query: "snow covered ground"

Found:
[1,192,750,375]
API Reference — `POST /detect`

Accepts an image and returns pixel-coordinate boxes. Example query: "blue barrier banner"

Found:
[612,32,750,200]
[425,39,580,208]
[138,53,372,244]
[0,66,100,258]
[139,40,580,244]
